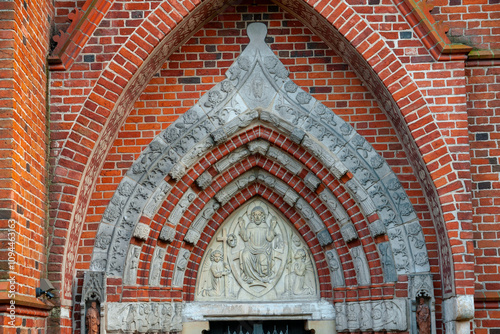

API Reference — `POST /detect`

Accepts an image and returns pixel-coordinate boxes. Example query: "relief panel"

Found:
[195,198,319,302]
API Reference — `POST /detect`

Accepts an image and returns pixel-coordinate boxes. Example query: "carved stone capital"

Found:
[159,225,176,243]
[133,222,150,241]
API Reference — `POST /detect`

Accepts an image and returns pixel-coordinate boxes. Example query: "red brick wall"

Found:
[434,0,500,51]
[41,0,496,333]
[468,64,500,334]
[0,0,54,331]
[65,3,443,332]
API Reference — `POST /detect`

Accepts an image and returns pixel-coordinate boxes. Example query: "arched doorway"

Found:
[81,22,427,334]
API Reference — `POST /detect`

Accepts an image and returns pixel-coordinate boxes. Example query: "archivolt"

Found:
[89,25,431,302]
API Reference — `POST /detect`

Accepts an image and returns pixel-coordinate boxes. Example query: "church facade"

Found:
[0,0,499,333]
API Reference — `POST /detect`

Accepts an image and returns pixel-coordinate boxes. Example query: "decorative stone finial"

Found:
[247,22,267,43]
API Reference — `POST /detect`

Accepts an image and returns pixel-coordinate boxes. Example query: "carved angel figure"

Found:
[289,249,314,295]
[199,249,231,297]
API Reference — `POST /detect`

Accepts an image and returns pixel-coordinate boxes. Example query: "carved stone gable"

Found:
[196,198,319,301]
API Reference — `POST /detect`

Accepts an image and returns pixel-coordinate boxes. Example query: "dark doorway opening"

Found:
[207,320,311,334]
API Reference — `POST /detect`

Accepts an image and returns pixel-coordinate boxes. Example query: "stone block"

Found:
[133,222,150,241]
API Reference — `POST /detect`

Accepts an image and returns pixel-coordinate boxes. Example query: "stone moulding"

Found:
[89,24,429,296]
[183,301,335,321]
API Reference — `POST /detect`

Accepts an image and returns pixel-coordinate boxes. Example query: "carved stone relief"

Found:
[215,147,250,173]
[345,178,376,216]
[222,109,259,138]
[335,299,407,332]
[295,198,324,233]
[319,189,349,225]
[239,63,278,110]
[254,170,300,207]
[133,222,150,241]
[350,246,371,286]
[340,223,358,243]
[267,146,303,175]
[180,136,215,169]
[101,178,136,226]
[215,172,257,205]
[256,170,288,196]
[325,249,345,287]
[168,188,196,226]
[196,171,213,190]
[304,172,321,191]
[368,219,386,237]
[107,302,182,333]
[388,226,412,274]
[159,225,176,243]
[289,127,306,144]
[123,245,141,285]
[196,199,319,301]
[173,248,190,288]
[185,199,220,245]
[316,229,333,247]
[248,139,270,155]
[143,181,172,218]
[82,271,105,304]
[92,224,114,268]
[406,221,430,273]
[378,242,397,282]
[408,273,434,300]
[90,23,431,295]
[149,247,166,287]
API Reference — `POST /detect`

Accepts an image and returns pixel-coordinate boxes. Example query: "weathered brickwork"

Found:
[0,0,54,331]
[434,0,500,52]
[0,0,498,332]
[66,4,444,333]
[467,64,500,334]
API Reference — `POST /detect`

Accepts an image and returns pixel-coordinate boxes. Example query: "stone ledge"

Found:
[183,301,335,322]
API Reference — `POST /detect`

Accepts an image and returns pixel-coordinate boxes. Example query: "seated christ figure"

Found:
[238,206,277,284]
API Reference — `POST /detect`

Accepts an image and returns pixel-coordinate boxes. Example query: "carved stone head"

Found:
[250,206,266,224]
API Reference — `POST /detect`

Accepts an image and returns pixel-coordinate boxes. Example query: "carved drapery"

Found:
[196,198,319,302]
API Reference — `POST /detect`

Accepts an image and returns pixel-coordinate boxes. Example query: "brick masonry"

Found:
[0,0,498,333]
[0,0,54,332]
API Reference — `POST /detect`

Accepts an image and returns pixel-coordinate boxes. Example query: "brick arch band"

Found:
[88,22,431,300]
[54,0,466,304]
[106,127,389,292]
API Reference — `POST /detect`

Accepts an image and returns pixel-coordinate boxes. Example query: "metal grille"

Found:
[208,321,308,334]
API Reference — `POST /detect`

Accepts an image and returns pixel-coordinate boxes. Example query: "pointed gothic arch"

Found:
[77,23,438,333]
[49,3,471,331]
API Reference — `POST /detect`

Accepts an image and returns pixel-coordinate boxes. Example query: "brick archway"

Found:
[48,0,471,316]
